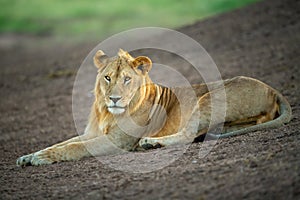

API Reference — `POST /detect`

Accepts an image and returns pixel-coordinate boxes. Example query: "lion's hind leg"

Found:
[223,97,279,133]
[221,109,278,135]
[256,101,279,124]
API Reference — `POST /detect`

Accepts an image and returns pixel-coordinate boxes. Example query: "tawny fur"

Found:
[16,49,292,166]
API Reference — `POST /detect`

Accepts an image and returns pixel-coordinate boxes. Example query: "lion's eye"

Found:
[104,75,111,82]
[124,76,131,83]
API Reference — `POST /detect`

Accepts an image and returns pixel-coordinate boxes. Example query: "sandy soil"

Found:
[1,0,299,199]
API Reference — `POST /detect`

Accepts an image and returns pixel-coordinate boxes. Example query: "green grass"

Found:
[0,0,260,40]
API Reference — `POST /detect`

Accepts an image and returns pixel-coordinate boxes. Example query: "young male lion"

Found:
[16,49,292,166]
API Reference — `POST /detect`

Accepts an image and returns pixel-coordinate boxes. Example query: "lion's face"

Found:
[94,49,152,115]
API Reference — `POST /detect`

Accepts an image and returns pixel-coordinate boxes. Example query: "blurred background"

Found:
[0,0,260,42]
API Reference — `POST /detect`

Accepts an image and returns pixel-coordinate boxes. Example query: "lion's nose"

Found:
[109,96,121,104]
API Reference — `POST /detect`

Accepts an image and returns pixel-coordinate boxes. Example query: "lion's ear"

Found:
[93,50,108,69]
[133,56,152,75]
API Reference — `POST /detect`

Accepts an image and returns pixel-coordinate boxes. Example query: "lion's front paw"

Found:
[16,150,55,166]
[16,153,34,166]
[139,138,163,150]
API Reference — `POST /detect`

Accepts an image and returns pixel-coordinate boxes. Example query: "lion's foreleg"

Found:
[16,123,101,166]
[16,140,90,166]
[16,136,123,166]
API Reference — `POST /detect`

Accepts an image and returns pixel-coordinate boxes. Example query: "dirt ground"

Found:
[1,0,299,199]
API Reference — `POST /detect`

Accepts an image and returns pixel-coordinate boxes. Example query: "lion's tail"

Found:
[208,91,292,139]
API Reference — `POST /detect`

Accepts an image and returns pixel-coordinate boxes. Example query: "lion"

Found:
[16,49,292,166]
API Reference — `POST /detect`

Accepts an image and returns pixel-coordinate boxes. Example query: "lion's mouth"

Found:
[107,106,126,114]
[108,106,126,109]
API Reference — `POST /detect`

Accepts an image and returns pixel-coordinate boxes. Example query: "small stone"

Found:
[249,161,258,168]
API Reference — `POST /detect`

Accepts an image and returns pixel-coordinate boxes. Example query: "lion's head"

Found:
[93,49,152,115]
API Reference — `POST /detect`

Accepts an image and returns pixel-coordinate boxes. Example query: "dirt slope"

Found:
[0,0,299,199]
